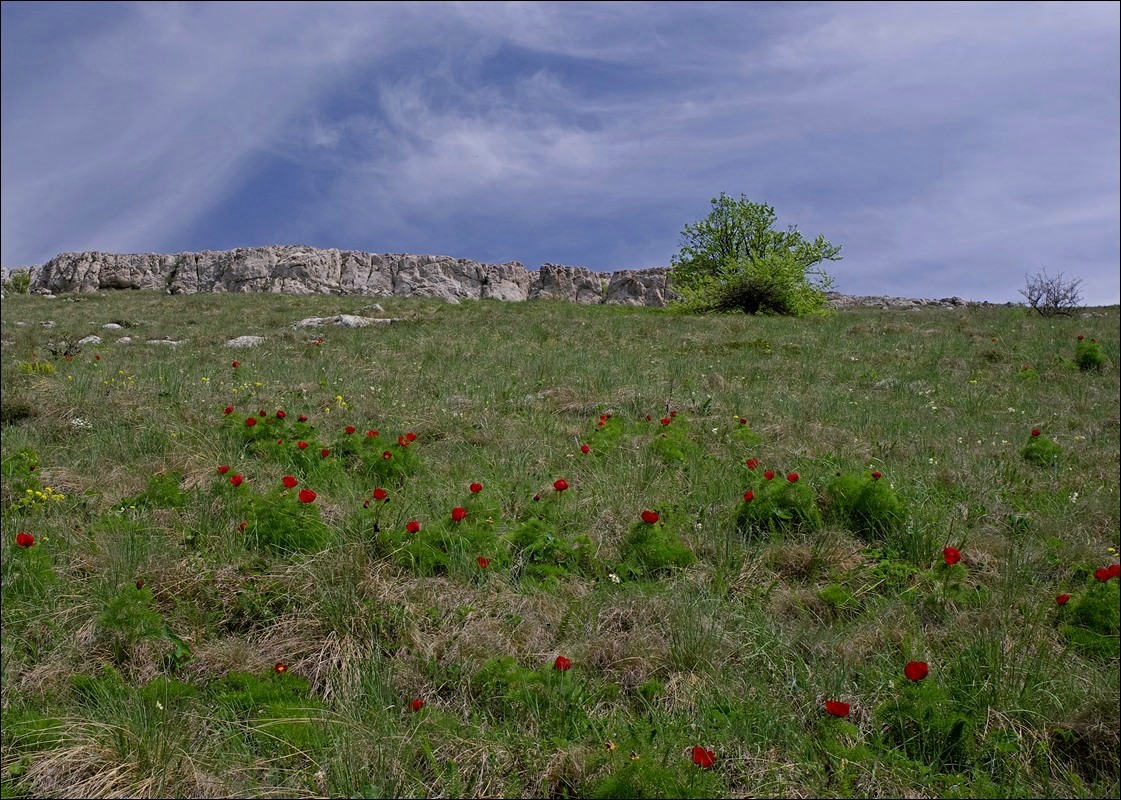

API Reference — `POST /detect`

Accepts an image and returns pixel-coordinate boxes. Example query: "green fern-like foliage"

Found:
[826,473,905,541]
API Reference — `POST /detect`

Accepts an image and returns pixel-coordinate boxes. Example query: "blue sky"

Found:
[2,1,1118,304]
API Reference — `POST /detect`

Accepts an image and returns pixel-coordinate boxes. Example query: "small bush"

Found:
[1020,267,1083,317]
[825,473,905,541]
[1074,338,1105,372]
[618,515,696,579]
[2,267,32,294]
[1060,578,1120,660]
[1021,432,1062,468]
[736,473,822,536]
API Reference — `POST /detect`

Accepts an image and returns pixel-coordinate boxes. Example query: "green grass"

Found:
[2,291,1119,798]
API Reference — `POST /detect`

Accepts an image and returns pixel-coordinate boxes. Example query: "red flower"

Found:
[533,493,542,502]
[276,410,286,419]
[405,432,417,443]
[238,521,248,532]
[1077,335,1084,340]
[409,698,425,712]
[451,507,467,522]
[276,439,283,445]
[231,474,244,487]
[298,414,308,423]
[743,490,755,503]
[224,405,234,415]
[660,417,671,425]
[274,662,287,674]
[406,520,421,534]
[136,579,144,590]
[477,556,491,569]
[641,510,660,524]
[581,444,590,454]
[258,410,267,417]
[321,448,331,458]
[764,471,775,481]
[670,410,678,417]
[297,441,308,449]
[644,415,652,422]
[1109,564,1121,578]
[871,471,882,480]
[1094,568,1111,582]
[739,417,748,425]
[824,700,850,717]
[943,547,962,566]
[282,476,298,489]
[231,361,240,368]
[1056,593,1071,605]
[469,482,483,494]
[904,660,929,682]
[94,355,100,361]
[16,532,35,548]
[373,488,388,502]
[298,489,317,504]
[366,429,378,438]
[1031,429,1041,437]
[217,465,230,474]
[345,426,356,435]
[554,655,572,672]
[691,746,716,769]
[786,472,799,483]
[245,417,257,427]
[746,458,760,470]
[397,435,408,447]
[553,479,569,492]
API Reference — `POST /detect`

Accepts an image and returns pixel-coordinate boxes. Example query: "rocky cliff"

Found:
[27,246,674,307]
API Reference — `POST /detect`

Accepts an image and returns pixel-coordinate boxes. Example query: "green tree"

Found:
[671,193,842,316]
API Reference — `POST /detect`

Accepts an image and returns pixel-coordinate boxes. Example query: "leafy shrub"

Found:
[736,473,822,535]
[617,515,695,579]
[234,482,335,554]
[648,413,701,465]
[97,582,166,662]
[875,679,974,769]
[825,473,905,541]
[114,472,190,512]
[1074,338,1105,372]
[209,670,332,758]
[1060,578,1120,659]
[1021,432,1062,468]
[507,517,595,582]
[2,267,32,294]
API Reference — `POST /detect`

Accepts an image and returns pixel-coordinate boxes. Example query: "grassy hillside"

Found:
[2,291,1118,798]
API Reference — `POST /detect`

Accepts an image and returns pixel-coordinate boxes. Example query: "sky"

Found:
[2,1,1118,305]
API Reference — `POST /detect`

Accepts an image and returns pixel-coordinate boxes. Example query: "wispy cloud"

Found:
[3,1,1117,302]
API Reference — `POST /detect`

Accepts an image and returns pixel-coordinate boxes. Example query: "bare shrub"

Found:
[1020,267,1083,317]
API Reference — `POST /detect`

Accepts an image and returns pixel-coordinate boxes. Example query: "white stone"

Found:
[78,335,102,345]
[226,335,266,348]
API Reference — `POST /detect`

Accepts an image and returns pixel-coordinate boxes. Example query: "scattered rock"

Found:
[103,323,123,329]
[293,314,400,330]
[40,321,56,328]
[147,338,187,346]
[226,335,266,348]
[117,337,132,345]
[77,335,102,345]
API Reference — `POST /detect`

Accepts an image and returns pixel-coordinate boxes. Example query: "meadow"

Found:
[1,290,1118,798]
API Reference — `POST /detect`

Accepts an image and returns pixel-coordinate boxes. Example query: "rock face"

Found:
[28,246,672,306]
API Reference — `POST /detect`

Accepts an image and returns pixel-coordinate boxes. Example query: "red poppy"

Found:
[231,361,240,368]
[764,471,775,481]
[231,474,244,487]
[282,476,298,489]
[645,415,652,422]
[581,444,590,454]
[904,660,929,682]
[366,429,378,438]
[238,521,248,532]
[245,417,257,427]
[469,482,483,494]
[217,465,230,474]
[670,410,678,417]
[373,488,388,501]
[477,556,491,569]
[276,410,286,419]
[1109,564,1121,578]
[321,448,331,458]
[743,490,755,503]
[406,520,421,534]
[1031,429,1041,437]
[409,698,425,712]
[451,507,467,522]
[274,662,287,674]
[298,415,308,423]
[746,458,760,470]
[136,579,144,590]
[298,489,317,504]
[691,745,716,769]
[276,439,283,445]
[405,432,417,443]
[15,532,35,547]
[382,450,392,460]
[871,471,882,480]
[1077,335,1084,340]
[787,472,799,483]
[1093,568,1111,582]
[554,655,572,671]
[739,417,748,425]
[297,441,308,449]
[553,479,569,492]
[943,547,962,566]
[533,493,542,502]
[345,426,356,435]
[1056,593,1071,605]
[641,510,660,524]
[94,355,100,361]
[824,700,850,717]
[224,405,234,415]
[258,410,267,417]
[397,435,408,447]
[660,417,671,425]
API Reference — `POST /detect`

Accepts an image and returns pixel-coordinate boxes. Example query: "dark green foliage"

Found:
[507,517,595,582]
[826,473,905,540]
[1020,433,1062,468]
[671,193,841,317]
[618,517,696,579]
[875,680,974,770]
[1074,338,1105,371]
[236,486,335,554]
[114,472,190,511]
[1061,579,1120,659]
[209,670,332,757]
[736,476,822,535]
